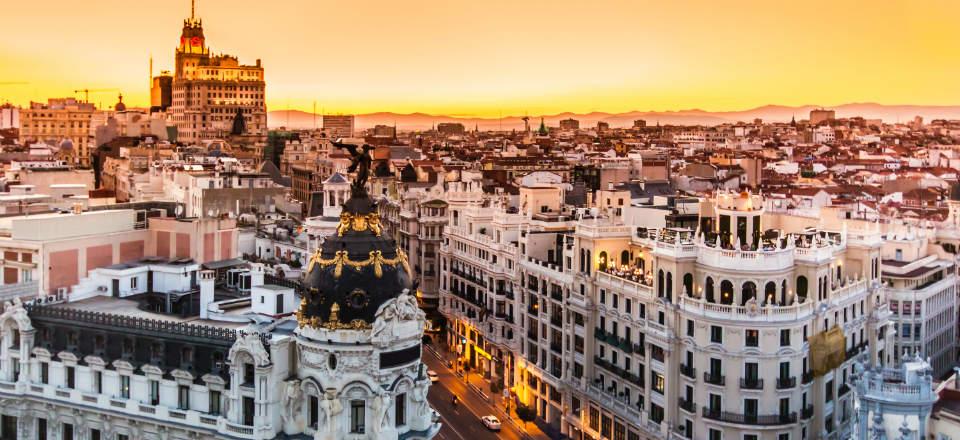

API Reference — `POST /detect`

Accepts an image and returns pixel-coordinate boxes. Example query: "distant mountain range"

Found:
[267,103,960,131]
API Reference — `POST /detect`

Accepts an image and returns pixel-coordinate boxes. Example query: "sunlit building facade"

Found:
[170,9,266,143]
[440,190,893,440]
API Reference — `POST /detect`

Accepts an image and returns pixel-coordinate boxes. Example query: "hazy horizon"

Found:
[2,0,958,117]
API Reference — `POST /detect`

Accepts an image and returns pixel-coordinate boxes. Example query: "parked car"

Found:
[481,415,501,431]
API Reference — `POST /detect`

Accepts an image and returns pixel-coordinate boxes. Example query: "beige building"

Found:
[322,115,355,138]
[18,98,96,167]
[170,12,266,143]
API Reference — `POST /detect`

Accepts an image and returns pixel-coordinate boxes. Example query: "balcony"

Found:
[802,371,814,385]
[678,398,696,414]
[632,342,645,356]
[680,364,696,379]
[740,378,763,390]
[776,377,797,389]
[701,408,797,426]
[801,405,814,420]
[703,372,725,386]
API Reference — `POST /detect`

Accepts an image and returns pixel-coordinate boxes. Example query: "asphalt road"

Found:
[422,345,535,440]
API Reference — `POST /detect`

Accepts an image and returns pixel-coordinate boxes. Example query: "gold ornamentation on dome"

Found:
[336,212,383,237]
[307,248,411,279]
[327,302,341,326]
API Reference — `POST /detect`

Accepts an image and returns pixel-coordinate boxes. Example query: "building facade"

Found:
[440,190,892,440]
[170,10,266,143]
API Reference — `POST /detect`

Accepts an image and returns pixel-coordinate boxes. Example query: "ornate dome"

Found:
[297,195,411,329]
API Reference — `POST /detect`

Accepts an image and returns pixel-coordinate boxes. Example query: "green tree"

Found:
[515,403,536,432]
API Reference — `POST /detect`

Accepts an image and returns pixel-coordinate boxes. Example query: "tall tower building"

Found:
[169,1,266,143]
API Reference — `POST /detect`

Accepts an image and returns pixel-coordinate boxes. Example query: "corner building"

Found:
[440,189,892,440]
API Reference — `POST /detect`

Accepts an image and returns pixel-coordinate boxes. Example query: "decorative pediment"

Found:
[56,351,79,363]
[83,355,106,368]
[170,369,194,382]
[201,374,226,387]
[32,347,51,358]
[140,364,164,377]
[0,298,33,333]
[112,360,135,373]
[228,325,271,367]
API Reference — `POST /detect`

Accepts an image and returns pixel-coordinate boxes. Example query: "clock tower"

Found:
[174,0,209,78]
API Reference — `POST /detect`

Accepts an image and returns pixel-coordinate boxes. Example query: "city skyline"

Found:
[1,0,959,117]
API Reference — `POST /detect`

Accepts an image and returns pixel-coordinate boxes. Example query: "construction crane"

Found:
[73,88,119,103]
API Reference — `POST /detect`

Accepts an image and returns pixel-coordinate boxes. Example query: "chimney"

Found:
[199,270,215,319]
[250,263,265,288]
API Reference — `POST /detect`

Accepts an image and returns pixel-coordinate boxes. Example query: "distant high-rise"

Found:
[809,108,836,125]
[436,122,465,136]
[169,3,266,143]
[150,72,173,112]
[19,98,95,166]
[559,118,580,130]
[323,114,355,138]
[633,119,647,128]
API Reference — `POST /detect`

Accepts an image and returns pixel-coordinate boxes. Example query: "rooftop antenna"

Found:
[313,101,317,129]
[191,0,196,20]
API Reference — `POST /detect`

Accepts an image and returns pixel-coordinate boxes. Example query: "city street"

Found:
[422,344,542,440]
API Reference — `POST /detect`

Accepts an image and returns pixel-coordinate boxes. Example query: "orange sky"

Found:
[1,0,958,117]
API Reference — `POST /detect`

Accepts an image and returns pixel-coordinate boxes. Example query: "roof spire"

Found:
[191,0,195,20]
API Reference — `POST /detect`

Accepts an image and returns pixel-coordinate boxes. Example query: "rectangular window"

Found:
[709,428,722,440]
[149,380,160,405]
[395,393,406,427]
[38,419,47,440]
[710,326,723,343]
[94,371,102,394]
[65,366,75,389]
[780,329,791,346]
[178,385,190,410]
[687,319,694,337]
[745,329,758,347]
[120,376,130,399]
[91,429,101,440]
[351,400,365,433]
[209,390,221,415]
[40,362,48,384]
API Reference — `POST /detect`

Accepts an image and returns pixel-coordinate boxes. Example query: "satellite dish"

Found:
[207,209,215,218]
[174,205,184,217]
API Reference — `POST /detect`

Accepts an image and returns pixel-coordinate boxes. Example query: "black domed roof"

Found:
[298,195,411,329]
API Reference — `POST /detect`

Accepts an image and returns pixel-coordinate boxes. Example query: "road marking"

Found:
[436,409,468,440]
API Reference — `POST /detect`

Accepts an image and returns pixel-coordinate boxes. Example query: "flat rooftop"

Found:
[52,295,249,329]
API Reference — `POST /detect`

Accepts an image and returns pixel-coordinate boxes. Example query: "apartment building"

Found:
[440,189,891,440]
[881,228,958,378]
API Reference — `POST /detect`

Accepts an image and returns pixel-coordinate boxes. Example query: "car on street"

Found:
[481,415,501,431]
[427,370,439,382]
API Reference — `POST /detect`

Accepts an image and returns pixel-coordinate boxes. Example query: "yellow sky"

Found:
[1,0,957,117]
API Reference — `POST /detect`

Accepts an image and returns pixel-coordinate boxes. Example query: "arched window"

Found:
[781,280,788,305]
[579,249,585,273]
[657,270,664,297]
[586,250,591,275]
[705,277,715,302]
[764,281,777,305]
[666,272,673,302]
[741,281,757,306]
[720,280,734,305]
[797,276,808,300]
[683,273,694,297]
[620,250,630,266]
[836,265,842,282]
[598,251,608,272]
[636,257,645,273]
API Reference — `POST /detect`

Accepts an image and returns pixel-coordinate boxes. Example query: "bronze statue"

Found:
[332,138,373,196]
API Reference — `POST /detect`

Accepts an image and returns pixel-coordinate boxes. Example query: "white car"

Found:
[481,415,501,431]
[427,370,439,382]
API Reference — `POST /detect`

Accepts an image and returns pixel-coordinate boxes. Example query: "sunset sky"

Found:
[1,0,957,117]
